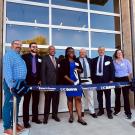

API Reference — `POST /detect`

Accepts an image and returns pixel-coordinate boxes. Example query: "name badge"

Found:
[38,58,42,63]
[75,62,79,66]
[58,64,60,68]
[105,61,110,66]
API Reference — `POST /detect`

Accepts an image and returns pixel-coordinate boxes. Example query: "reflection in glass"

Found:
[91,32,121,49]
[6,25,49,44]
[55,49,81,58]
[23,0,49,3]
[91,50,114,58]
[91,14,120,31]
[52,29,89,47]
[52,9,88,28]
[6,2,49,24]
[52,0,87,9]
[90,0,119,13]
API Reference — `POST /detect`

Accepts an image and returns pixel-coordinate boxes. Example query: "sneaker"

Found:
[113,111,121,116]
[4,129,13,135]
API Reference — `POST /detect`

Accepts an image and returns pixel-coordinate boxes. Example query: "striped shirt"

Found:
[3,48,27,88]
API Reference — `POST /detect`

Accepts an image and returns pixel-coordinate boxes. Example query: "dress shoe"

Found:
[52,116,60,122]
[4,129,13,135]
[107,114,113,119]
[113,111,121,116]
[97,111,104,116]
[90,113,97,118]
[32,119,42,124]
[81,112,84,117]
[16,124,24,132]
[126,114,132,119]
[24,123,31,128]
[77,119,87,125]
[68,116,74,123]
[43,117,48,124]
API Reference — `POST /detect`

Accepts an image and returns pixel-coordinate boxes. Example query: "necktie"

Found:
[83,58,87,78]
[32,55,36,74]
[52,56,56,68]
[99,56,102,73]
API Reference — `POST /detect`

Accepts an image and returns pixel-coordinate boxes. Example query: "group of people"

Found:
[2,40,134,135]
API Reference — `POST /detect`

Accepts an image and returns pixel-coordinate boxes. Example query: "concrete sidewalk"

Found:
[0,110,135,135]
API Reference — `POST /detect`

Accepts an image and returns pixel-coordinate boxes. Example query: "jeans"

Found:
[2,80,21,130]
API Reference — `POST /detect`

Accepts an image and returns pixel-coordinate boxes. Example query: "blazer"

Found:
[59,58,83,85]
[22,53,41,84]
[41,55,58,85]
[91,55,115,83]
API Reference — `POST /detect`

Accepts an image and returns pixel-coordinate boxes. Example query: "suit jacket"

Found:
[22,53,41,84]
[41,55,58,85]
[77,57,92,77]
[91,55,115,83]
[59,58,83,85]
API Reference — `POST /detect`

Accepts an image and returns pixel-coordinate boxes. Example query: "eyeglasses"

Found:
[31,46,37,48]
[14,43,22,46]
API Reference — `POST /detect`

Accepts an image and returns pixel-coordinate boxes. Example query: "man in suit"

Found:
[41,46,60,124]
[22,42,42,128]
[78,48,97,118]
[91,47,115,119]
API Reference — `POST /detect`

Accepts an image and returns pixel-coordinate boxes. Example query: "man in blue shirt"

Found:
[3,40,27,135]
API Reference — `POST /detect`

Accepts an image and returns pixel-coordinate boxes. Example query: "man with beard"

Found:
[22,42,42,128]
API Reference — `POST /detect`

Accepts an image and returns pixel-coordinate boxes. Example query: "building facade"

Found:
[0,0,135,117]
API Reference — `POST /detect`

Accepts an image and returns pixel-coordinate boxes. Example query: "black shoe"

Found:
[43,117,48,124]
[77,119,87,125]
[32,119,42,124]
[90,113,97,118]
[126,114,131,119]
[68,116,74,123]
[113,111,121,116]
[107,114,113,119]
[52,116,60,122]
[81,112,84,117]
[24,123,31,128]
[97,111,104,116]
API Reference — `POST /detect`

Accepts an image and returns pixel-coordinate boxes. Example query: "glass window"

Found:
[55,49,81,58]
[91,32,121,49]
[52,28,89,47]
[91,14,120,31]
[23,0,49,3]
[90,0,119,13]
[91,50,114,58]
[6,2,49,24]
[52,9,88,28]
[52,0,88,9]
[6,24,49,45]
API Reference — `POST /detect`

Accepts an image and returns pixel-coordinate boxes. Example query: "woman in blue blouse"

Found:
[113,49,132,119]
[60,47,87,125]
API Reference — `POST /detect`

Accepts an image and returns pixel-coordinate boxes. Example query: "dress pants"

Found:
[81,78,95,114]
[44,91,60,118]
[23,90,40,124]
[114,76,131,115]
[94,76,112,114]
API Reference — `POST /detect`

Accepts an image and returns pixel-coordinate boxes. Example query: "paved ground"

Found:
[0,110,135,135]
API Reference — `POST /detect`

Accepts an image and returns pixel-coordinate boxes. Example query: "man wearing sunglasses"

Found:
[22,42,42,128]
